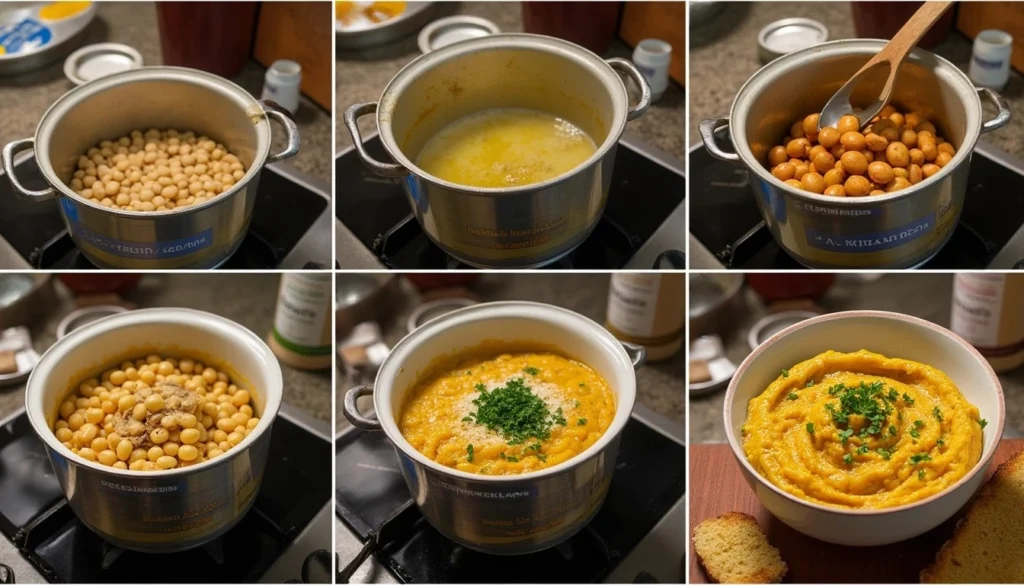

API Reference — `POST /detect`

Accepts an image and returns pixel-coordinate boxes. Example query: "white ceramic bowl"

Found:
[724,310,1005,546]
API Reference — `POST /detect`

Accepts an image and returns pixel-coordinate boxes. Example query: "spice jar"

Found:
[268,273,332,370]
[605,273,685,362]
[951,274,1024,373]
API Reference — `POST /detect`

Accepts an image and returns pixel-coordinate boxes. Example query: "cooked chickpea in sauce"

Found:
[53,354,259,471]
[69,129,247,212]
[766,105,956,197]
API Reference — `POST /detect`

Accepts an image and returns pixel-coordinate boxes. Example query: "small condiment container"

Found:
[605,273,685,362]
[261,59,302,115]
[757,17,829,63]
[268,273,333,370]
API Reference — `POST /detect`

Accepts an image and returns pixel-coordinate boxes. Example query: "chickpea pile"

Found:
[766,105,957,197]
[68,129,247,212]
[52,355,259,471]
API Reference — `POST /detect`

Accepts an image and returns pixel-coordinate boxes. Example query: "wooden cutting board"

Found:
[689,440,1024,584]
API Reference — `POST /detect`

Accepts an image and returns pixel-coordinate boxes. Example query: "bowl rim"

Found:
[723,309,1006,516]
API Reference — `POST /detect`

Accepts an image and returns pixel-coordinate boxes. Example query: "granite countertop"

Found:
[2,274,331,423]
[689,273,1024,443]
[334,273,685,433]
[336,1,687,163]
[0,2,332,182]
[689,1,1024,158]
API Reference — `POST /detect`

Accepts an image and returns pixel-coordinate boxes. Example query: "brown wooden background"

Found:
[689,440,1023,583]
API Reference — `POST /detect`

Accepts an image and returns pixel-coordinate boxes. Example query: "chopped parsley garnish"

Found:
[806,380,815,388]
[523,366,540,376]
[843,453,854,465]
[466,370,472,375]
[552,408,567,426]
[979,418,988,429]
[467,444,474,462]
[528,442,542,452]
[889,425,898,437]
[475,383,487,392]
[578,383,586,388]
[499,452,506,460]
[856,445,869,455]
[806,422,814,434]
[909,453,933,465]
[877,447,892,460]
[937,438,945,446]
[466,378,557,444]
[886,388,899,402]
[933,407,943,422]
[577,418,587,426]
[838,428,853,444]
[781,369,790,378]
[902,392,915,405]
[787,393,799,401]
[910,420,923,439]
[574,400,581,408]
[537,453,547,462]
[506,456,519,463]
[918,469,926,480]
[461,416,472,422]
[909,428,920,439]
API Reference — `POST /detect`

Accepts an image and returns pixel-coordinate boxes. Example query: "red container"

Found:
[851,2,955,49]
[58,274,143,295]
[521,2,621,54]
[156,2,258,78]
[745,274,837,303]
[404,274,479,292]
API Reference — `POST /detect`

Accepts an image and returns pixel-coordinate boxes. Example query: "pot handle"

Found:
[344,102,408,178]
[621,341,647,369]
[699,117,741,162]
[261,100,301,164]
[978,87,1012,135]
[1,138,57,201]
[344,384,382,430]
[606,58,652,121]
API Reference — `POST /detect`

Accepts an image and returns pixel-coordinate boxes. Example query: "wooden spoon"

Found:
[818,1,954,130]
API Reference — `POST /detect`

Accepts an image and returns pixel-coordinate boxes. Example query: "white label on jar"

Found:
[273,274,331,349]
[951,274,1006,348]
[607,274,661,337]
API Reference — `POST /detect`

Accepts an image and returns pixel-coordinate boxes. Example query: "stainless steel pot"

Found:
[344,34,651,268]
[343,301,646,554]
[700,39,1011,269]
[2,66,300,269]
[25,308,283,552]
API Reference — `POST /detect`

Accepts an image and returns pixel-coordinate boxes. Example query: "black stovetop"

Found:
[1,158,327,269]
[334,135,685,269]
[0,412,330,583]
[334,416,687,584]
[689,145,1024,269]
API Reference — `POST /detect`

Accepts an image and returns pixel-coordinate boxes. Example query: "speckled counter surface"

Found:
[689,273,1024,443]
[0,2,332,182]
[335,273,685,433]
[689,2,1024,157]
[336,1,687,163]
[2,274,331,423]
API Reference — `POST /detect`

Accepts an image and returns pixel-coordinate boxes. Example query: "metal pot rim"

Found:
[33,65,274,218]
[372,300,638,482]
[375,33,631,195]
[730,38,983,206]
[25,307,284,478]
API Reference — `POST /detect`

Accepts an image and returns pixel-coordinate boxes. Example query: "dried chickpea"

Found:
[772,163,796,181]
[909,148,925,166]
[823,184,846,197]
[922,163,941,178]
[867,161,895,185]
[937,142,955,156]
[812,151,835,174]
[845,175,872,197]
[800,172,826,194]
[784,179,803,189]
[870,190,886,196]
[823,168,846,187]
[837,115,860,134]
[51,353,258,471]
[840,131,867,151]
[864,133,888,152]
[840,151,869,176]
[786,138,811,159]
[935,151,953,168]
[817,126,840,149]
[886,142,910,168]
[768,146,788,167]
[886,177,912,192]
[908,164,923,184]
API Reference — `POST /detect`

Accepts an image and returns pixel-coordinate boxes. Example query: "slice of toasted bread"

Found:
[693,511,788,583]
[921,449,1024,583]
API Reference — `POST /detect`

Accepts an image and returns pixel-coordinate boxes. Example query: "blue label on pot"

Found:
[69,223,214,259]
[0,19,52,54]
[805,213,935,253]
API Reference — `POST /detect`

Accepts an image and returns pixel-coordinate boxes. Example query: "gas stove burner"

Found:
[335,408,687,583]
[336,133,686,270]
[0,156,331,270]
[690,141,1024,269]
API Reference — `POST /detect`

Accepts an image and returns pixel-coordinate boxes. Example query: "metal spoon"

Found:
[818,1,953,130]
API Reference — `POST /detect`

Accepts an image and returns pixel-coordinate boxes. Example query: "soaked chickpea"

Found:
[70,130,247,213]
[51,355,260,472]
[766,107,956,196]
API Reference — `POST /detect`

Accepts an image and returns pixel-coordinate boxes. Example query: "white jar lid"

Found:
[64,42,143,85]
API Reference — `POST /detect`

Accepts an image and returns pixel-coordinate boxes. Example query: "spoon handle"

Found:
[856,1,954,86]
